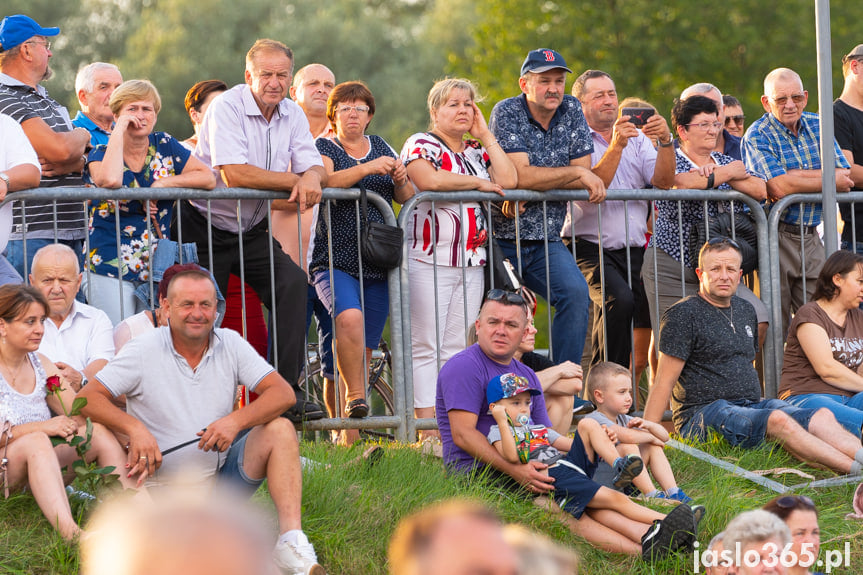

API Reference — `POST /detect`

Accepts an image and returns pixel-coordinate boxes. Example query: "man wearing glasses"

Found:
[834,45,863,254]
[186,39,328,422]
[743,67,853,335]
[0,15,90,278]
[645,238,863,476]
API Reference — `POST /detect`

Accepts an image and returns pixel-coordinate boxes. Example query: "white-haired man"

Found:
[72,61,122,146]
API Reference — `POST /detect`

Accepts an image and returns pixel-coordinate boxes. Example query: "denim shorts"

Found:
[313,268,389,348]
[217,428,263,495]
[680,398,818,449]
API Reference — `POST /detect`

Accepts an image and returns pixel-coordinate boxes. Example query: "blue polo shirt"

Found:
[72,111,111,147]
[489,94,593,240]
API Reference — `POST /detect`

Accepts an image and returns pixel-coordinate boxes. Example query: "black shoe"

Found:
[641,503,696,561]
[572,399,597,416]
[283,398,326,423]
[611,454,644,490]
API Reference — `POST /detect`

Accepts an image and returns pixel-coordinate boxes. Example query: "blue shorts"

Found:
[680,398,818,449]
[313,269,389,348]
[217,428,263,495]
[547,430,601,519]
[784,392,863,436]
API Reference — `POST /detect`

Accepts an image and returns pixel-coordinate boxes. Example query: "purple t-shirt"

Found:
[436,343,552,471]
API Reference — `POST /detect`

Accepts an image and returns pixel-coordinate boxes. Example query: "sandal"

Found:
[345,398,369,419]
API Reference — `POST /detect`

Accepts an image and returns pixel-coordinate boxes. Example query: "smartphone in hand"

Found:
[621,107,655,128]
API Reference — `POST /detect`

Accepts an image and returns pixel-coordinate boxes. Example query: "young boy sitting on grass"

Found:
[585,362,693,503]
[485,372,703,560]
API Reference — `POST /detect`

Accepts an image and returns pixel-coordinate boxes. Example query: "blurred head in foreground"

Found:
[81,486,276,575]
[388,499,519,575]
[503,523,579,575]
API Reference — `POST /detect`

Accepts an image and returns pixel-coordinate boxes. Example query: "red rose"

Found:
[46,375,62,393]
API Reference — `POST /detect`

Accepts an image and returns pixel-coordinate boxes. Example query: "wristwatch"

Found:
[0,172,10,190]
[658,135,674,148]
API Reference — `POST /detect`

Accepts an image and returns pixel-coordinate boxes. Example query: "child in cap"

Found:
[585,362,693,503]
[486,372,703,560]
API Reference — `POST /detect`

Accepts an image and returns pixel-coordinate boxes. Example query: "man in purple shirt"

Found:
[436,290,554,489]
[563,70,675,375]
[186,38,328,422]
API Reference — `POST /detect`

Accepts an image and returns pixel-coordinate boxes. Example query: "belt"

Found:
[778,221,818,235]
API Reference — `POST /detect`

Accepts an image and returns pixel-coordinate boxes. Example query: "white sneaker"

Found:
[273,532,325,575]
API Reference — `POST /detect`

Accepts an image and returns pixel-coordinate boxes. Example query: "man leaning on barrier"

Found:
[644,237,863,476]
[488,48,605,366]
[187,38,327,422]
[743,67,853,336]
[0,15,89,277]
[564,69,675,374]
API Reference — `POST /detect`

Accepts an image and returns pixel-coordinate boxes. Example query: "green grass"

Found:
[3,438,863,575]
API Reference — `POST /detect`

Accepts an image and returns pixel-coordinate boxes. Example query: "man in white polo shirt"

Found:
[0,114,40,285]
[31,243,114,389]
[184,38,328,422]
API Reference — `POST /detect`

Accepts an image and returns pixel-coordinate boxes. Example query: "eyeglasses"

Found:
[485,289,526,307]
[24,39,51,51]
[685,121,722,131]
[725,115,745,126]
[336,105,370,115]
[770,94,806,106]
[706,236,741,250]
[775,495,816,510]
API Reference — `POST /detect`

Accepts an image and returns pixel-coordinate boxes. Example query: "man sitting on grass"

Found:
[437,290,702,558]
[78,268,323,575]
[644,238,863,475]
[585,362,693,503]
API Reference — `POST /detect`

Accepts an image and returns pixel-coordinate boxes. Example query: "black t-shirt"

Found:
[833,99,863,242]
[519,351,555,372]
[659,294,760,430]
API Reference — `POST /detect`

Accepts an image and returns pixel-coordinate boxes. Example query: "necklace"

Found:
[0,352,28,387]
[714,304,735,333]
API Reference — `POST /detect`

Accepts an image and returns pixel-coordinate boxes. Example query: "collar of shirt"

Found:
[72,111,110,135]
[240,85,294,121]
[0,72,47,97]
[517,93,565,132]
[164,325,223,368]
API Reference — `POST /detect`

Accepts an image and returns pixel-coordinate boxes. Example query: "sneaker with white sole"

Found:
[273,532,326,575]
[641,503,696,561]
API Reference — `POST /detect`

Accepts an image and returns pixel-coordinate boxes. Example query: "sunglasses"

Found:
[486,289,526,306]
[775,495,816,510]
[706,236,741,250]
[725,115,745,126]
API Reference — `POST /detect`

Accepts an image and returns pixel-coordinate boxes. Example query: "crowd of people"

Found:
[3,10,863,575]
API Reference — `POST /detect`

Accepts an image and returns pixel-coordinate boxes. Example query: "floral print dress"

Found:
[84,132,190,282]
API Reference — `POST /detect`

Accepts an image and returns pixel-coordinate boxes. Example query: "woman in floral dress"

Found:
[84,80,215,324]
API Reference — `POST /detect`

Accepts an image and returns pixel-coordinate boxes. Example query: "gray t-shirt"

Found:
[585,410,632,444]
[487,422,564,466]
[96,326,274,483]
[659,294,760,431]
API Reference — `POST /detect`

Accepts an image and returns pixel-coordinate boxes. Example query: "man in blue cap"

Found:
[0,14,90,277]
[489,49,605,368]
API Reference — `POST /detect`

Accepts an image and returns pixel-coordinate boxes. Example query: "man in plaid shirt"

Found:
[743,67,853,335]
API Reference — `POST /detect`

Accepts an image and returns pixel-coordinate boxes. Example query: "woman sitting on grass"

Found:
[0,285,137,540]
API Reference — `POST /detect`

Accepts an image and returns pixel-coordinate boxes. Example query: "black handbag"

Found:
[688,210,759,274]
[359,181,403,269]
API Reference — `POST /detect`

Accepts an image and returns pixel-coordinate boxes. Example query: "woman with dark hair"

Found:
[311,81,414,444]
[643,95,767,343]
[780,249,863,435]
[763,495,824,575]
[0,284,136,540]
[182,79,228,149]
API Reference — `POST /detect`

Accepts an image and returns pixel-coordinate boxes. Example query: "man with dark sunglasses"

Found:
[646,239,863,476]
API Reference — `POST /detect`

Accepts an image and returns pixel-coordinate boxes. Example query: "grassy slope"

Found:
[2,438,863,575]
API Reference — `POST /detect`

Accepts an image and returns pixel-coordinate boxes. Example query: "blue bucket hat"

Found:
[0,15,60,51]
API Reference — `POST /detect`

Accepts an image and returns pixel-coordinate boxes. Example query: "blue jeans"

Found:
[785,392,863,436]
[497,240,589,365]
[680,398,817,448]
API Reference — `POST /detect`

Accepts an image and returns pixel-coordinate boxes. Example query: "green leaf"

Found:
[69,397,88,416]
[50,436,68,447]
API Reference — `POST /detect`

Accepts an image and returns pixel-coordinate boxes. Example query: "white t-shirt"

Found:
[96,326,275,483]
[39,301,114,373]
[0,113,39,172]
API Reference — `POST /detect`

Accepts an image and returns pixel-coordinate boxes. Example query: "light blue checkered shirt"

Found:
[743,111,849,226]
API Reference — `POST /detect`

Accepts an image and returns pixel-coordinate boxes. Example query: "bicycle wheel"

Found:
[367,343,394,416]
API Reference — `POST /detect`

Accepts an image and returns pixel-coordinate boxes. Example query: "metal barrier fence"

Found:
[11,185,833,442]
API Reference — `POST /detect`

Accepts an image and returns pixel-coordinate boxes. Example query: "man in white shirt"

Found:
[30,243,114,390]
[0,114,40,284]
